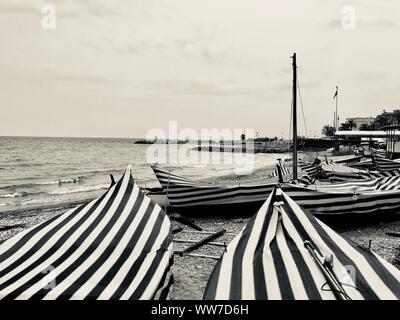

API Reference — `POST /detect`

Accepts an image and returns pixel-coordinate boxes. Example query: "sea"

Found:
[0,136,289,213]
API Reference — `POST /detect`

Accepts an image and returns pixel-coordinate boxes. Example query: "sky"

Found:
[0,0,399,138]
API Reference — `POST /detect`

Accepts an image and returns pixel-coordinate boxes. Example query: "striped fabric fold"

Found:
[268,161,314,185]
[151,165,276,208]
[312,176,400,192]
[300,160,400,183]
[0,167,173,300]
[375,157,400,171]
[151,164,313,210]
[281,183,400,215]
[203,187,400,300]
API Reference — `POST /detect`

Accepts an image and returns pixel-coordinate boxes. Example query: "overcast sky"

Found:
[0,0,399,138]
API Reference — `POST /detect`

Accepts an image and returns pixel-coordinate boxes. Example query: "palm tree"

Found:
[321,125,335,137]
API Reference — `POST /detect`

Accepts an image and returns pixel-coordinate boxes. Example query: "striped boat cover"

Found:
[333,155,364,164]
[322,162,377,182]
[311,179,384,193]
[327,169,400,183]
[372,149,387,158]
[268,161,313,185]
[281,183,400,215]
[0,167,173,300]
[347,159,375,170]
[151,166,275,208]
[299,160,319,177]
[268,160,290,177]
[302,160,400,183]
[375,157,400,171]
[322,162,365,175]
[313,176,400,193]
[203,187,400,299]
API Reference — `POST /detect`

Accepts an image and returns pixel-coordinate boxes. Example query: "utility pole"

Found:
[291,53,298,180]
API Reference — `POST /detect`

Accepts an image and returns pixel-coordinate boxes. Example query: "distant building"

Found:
[375,109,400,129]
[345,117,374,130]
[330,109,400,133]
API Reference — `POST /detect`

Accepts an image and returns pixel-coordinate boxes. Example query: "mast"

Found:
[291,53,298,180]
[335,86,339,130]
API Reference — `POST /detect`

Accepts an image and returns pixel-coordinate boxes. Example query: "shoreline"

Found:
[0,162,280,217]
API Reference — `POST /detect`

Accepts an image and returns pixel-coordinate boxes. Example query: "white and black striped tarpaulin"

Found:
[281,183,400,215]
[203,187,400,300]
[268,161,314,185]
[300,160,400,183]
[151,164,312,210]
[375,157,400,171]
[151,166,276,209]
[311,176,400,193]
[0,167,173,300]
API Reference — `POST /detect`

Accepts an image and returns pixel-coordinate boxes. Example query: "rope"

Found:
[289,97,293,141]
[164,171,171,214]
[297,74,308,137]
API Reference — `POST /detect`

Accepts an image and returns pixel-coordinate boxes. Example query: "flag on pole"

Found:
[333,86,338,99]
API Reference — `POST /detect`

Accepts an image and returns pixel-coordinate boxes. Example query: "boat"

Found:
[375,157,400,171]
[0,166,173,300]
[150,53,308,215]
[203,187,400,300]
[300,159,400,183]
[150,165,277,215]
[150,162,313,215]
[333,155,365,165]
[347,159,376,170]
[310,176,400,192]
[282,182,400,216]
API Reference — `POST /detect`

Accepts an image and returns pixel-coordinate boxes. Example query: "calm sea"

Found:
[0,136,289,212]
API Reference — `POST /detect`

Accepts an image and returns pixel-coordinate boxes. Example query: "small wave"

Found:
[0,177,83,190]
[84,168,126,176]
[0,203,8,207]
[59,177,81,183]
[4,158,25,163]
[0,192,28,198]
[49,184,109,195]
[19,163,45,167]
[35,181,60,186]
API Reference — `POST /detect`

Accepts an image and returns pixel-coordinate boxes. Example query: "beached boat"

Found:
[152,164,400,216]
[347,158,376,170]
[282,182,400,216]
[0,167,173,300]
[150,165,277,214]
[375,157,400,171]
[203,187,400,300]
[150,163,313,214]
[300,159,400,183]
[333,155,364,164]
[311,176,400,192]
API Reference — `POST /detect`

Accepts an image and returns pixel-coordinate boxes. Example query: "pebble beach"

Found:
[1,164,399,300]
